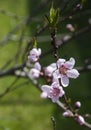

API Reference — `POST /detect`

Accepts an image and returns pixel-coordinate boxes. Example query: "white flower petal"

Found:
[38,48,41,56]
[50,63,57,69]
[52,96,59,102]
[59,87,65,96]
[53,70,61,79]
[67,69,79,79]
[41,85,50,94]
[61,75,69,87]
[57,58,66,68]
[51,82,60,88]
[34,62,41,71]
[41,92,47,98]
[28,48,41,62]
[30,48,38,56]
[44,63,57,77]
[64,57,75,69]
[45,66,54,77]
[52,76,59,84]
[28,55,37,62]
[29,68,40,78]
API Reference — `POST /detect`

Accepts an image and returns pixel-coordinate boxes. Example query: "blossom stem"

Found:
[50,27,59,60]
[57,100,91,129]
[84,121,91,129]
[50,26,74,113]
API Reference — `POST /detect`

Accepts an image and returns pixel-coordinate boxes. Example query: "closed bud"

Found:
[76,115,85,125]
[75,101,81,109]
[66,24,75,32]
[63,111,70,118]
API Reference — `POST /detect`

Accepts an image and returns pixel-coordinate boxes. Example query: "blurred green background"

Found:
[0,0,91,130]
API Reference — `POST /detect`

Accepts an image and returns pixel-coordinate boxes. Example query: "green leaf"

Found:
[50,3,55,24]
[45,14,50,24]
[52,8,59,26]
[32,38,37,48]
[49,3,59,27]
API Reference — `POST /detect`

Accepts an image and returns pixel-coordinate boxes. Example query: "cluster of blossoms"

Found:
[28,48,42,79]
[28,47,86,126]
[28,47,79,103]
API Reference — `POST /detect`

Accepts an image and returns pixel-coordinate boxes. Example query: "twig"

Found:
[0,8,23,19]
[51,116,56,130]
[0,79,30,98]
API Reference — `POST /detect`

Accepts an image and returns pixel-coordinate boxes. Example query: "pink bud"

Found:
[75,101,81,109]
[66,24,75,32]
[28,48,41,62]
[63,111,70,117]
[76,115,85,125]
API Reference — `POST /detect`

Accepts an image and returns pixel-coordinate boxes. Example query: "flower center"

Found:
[59,65,67,75]
[50,87,60,96]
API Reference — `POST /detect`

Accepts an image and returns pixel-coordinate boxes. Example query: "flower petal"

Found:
[41,92,48,98]
[41,85,50,94]
[51,96,59,102]
[34,62,41,71]
[50,63,57,68]
[38,48,41,56]
[30,48,37,54]
[61,75,69,87]
[29,68,40,78]
[64,57,75,69]
[53,70,61,79]
[28,55,38,62]
[28,48,41,62]
[67,69,79,79]
[44,65,55,77]
[57,58,66,68]
[59,87,65,97]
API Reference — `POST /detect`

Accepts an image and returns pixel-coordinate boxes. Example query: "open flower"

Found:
[41,82,65,102]
[53,57,79,87]
[28,62,41,79]
[44,63,57,77]
[28,48,41,62]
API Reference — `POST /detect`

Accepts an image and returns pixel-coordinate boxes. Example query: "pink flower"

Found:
[44,63,57,77]
[41,82,65,102]
[29,62,41,79]
[53,57,79,87]
[28,48,41,62]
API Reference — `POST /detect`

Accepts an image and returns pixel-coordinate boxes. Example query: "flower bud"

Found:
[75,101,81,109]
[63,111,70,118]
[66,24,75,32]
[28,48,41,62]
[76,115,85,125]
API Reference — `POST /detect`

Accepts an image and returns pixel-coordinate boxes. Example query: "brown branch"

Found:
[41,24,91,58]
[0,64,25,77]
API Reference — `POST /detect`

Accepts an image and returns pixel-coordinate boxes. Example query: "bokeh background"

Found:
[0,0,91,130]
